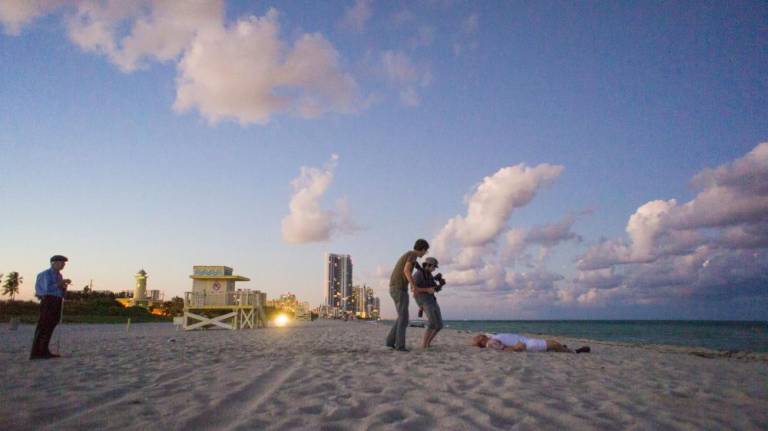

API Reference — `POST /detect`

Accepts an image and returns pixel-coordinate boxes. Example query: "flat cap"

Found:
[50,255,69,262]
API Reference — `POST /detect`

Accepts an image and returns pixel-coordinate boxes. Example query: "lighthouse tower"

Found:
[133,269,148,306]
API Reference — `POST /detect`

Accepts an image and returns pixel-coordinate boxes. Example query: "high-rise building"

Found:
[324,253,353,312]
[365,286,375,318]
[371,297,381,319]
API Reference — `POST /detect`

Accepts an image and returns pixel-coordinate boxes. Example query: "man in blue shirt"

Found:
[30,255,71,360]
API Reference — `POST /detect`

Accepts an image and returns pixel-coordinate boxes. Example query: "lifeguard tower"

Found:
[183,266,267,330]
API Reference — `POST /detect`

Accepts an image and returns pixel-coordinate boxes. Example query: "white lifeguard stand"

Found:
[183,266,267,330]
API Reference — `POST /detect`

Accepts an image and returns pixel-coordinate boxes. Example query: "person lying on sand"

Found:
[471,333,590,353]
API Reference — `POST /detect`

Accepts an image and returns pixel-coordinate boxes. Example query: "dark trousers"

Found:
[386,289,409,349]
[30,296,62,358]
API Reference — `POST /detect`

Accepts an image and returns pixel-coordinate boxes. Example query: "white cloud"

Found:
[339,0,372,33]
[525,214,582,248]
[65,0,221,72]
[574,143,768,307]
[433,163,563,256]
[4,1,362,125]
[578,143,768,271]
[281,155,358,244]
[502,214,583,267]
[429,163,568,306]
[174,10,360,124]
[0,0,62,35]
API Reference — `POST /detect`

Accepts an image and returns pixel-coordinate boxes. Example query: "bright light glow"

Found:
[274,313,290,327]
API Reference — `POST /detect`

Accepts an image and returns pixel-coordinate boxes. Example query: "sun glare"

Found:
[274,314,290,327]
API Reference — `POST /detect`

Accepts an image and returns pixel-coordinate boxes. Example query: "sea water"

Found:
[439,320,768,352]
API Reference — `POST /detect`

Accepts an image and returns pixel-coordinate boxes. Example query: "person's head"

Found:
[422,257,439,273]
[50,255,68,271]
[472,334,489,348]
[413,239,430,257]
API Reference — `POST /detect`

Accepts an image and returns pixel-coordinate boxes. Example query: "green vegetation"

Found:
[2,272,22,301]
[0,289,174,324]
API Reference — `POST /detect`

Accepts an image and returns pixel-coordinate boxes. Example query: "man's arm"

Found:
[35,273,45,299]
[46,271,70,293]
[404,260,416,292]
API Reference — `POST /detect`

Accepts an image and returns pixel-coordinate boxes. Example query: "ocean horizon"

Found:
[381,319,768,353]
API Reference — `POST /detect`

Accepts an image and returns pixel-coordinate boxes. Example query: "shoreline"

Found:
[374,319,768,356]
[8,319,768,359]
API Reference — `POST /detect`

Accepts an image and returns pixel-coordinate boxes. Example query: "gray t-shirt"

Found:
[413,269,437,298]
[389,251,419,291]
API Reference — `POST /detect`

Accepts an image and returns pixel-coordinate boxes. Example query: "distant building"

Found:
[352,285,364,316]
[371,296,381,320]
[183,265,267,330]
[115,270,164,310]
[268,292,302,313]
[324,253,353,312]
[133,269,148,306]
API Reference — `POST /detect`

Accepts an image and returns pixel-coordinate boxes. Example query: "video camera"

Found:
[433,273,447,292]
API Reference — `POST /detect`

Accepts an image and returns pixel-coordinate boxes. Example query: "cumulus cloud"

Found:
[525,214,582,248]
[574,143,768,308]
[65,0,221,72]
[0,0,62,35]
[433,163,563,256]
[338,0,372,33]
[502,214,583,266]
[4,1,361,125]
[281,155,358,244]
[174,9,359,124]
[430,162,570,308]
[578,143,768,271]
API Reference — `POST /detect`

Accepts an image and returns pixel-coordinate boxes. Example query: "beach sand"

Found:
[1,320,766,430]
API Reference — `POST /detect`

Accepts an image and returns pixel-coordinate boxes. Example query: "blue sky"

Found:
[1,1,766,319]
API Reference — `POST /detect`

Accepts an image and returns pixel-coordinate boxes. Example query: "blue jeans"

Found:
[386,288,409,349]
[415,294,443,330]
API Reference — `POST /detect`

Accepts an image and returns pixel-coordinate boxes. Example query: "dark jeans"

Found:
[386,288,409,349]
[30,296,62,358]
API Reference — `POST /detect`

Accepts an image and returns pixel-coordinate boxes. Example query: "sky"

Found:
[0,0,766,320]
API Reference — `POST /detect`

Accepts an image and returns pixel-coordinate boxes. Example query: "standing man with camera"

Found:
[413,257,446,349]
[30,255,71,360]
[386,239,430,352]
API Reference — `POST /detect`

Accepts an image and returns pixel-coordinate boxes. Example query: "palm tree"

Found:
[2,272,23,301]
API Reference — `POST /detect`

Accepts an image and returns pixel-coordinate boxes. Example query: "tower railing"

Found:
[184,290,263,308]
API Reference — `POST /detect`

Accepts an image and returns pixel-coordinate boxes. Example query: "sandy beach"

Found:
[1,320,766,430]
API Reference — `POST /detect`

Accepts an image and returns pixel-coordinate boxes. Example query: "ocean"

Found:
[429,320,768,353]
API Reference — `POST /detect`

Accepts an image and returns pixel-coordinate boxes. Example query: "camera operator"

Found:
[413,257,446,349]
